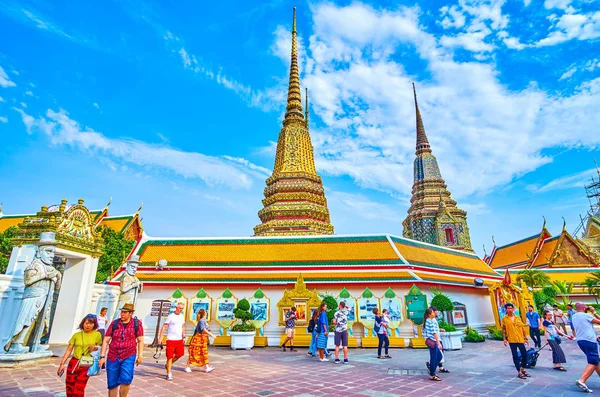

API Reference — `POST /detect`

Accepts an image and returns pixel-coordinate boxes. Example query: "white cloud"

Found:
[560,66,577,80]
[528,168,597,193]
[14,108,270,189]
[0,96,4,102]
[24,90,33,96]
[20,102,27,108]
[0,116,8,123]
[256,2,600,201]
[536,11,600,47]
[440,5,467,29]
[544,0,572,10]
[178,48,191,67]
[502,36,528,49]
[0,66,17,88]
[93,102,100,109]
[328,191,401,222]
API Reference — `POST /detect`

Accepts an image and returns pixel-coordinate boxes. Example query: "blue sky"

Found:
[0,0,599,256]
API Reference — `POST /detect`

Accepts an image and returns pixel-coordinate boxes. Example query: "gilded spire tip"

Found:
[283,6,304,125]
[413,82,430,154]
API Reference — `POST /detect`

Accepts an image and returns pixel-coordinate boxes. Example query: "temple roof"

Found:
[487,223,597,270]
[0,202,143,240]
[111,233,501,286]
[487,234,541,269]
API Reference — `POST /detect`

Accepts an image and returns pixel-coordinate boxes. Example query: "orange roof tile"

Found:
[98,216,132,234]
[488,235,539,269]
[139,238,398,264]
[531,237,559,267]
[0,216,27,232]
[392,238,499,276]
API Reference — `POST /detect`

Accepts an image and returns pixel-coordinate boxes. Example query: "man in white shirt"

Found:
[159,302,186,381]
[572,302,600,393]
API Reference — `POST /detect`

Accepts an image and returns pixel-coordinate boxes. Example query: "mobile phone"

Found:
[59,369,65,377]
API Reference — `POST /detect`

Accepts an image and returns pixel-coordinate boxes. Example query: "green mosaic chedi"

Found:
[402,83,473,252]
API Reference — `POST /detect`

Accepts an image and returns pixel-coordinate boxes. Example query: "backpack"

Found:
[307,319,315,333]
[374,316,381,333]
[111,317,140,337]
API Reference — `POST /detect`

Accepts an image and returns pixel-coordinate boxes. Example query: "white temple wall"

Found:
[48,250,99,344]
[0,275,25,350]
[133,284,494,346]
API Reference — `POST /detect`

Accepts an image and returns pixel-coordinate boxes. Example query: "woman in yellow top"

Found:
[57,314,103,397]
[501,303,530,379]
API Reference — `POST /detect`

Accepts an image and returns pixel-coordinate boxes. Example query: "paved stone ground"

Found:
[1,339,599,396]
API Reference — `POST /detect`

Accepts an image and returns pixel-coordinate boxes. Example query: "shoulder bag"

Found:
[77,332,95,368]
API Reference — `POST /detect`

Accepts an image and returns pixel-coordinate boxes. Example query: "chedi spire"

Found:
[253,8,334,236]
[402,83,472,251]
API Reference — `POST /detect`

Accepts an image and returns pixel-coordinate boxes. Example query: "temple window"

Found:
[444,228,455,244]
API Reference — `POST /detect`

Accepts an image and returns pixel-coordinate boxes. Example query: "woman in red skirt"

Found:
[185,309,217,373]
[57,314,103,397]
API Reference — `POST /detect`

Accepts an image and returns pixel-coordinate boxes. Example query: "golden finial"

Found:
[492,235,496,247]
[283,6,304,126]
[412,82,431,155]
[105,197,112,208]
[305,87,309,128]
[136,202,144,214]
[562,216,567,232]
[542,215,546,229]
[483,244,488,257]
[78,198,84,205]
[41,205,48,212]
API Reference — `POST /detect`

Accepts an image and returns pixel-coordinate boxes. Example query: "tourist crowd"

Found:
[56,301,600,396]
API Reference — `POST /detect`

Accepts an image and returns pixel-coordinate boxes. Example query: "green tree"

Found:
[584,277,600,304]
[96,226,135,283]
[516,269,551,289]
[319,294,338,331]
[0,226,17,274]
[551,280,575,305]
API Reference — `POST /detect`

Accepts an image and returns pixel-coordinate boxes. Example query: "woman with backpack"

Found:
[56,314,103,397]
[316,302,329,362]
[373,308,391,359]
[186,309,217,373]
[542,309,572,371]
[423,306,443,381]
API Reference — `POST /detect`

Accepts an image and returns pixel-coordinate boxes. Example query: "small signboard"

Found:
[405,285,427,325]
[150,300,171,317]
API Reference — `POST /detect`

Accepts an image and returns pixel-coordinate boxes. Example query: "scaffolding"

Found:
[574,161,600,237]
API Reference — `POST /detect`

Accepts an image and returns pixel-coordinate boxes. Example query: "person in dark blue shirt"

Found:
[525,305,542,348]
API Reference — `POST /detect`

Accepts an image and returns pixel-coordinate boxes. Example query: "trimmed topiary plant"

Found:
[231,298,256,332]
[320,295,338,332]
[431,288,455,327]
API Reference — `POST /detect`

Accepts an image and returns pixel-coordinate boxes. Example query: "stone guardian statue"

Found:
[4,232,62,354]
[113,254,143,321]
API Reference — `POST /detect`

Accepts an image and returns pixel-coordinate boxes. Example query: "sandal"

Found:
[377,356,385,359]
[384,355,392,359]
[576,380,593,393]
[517,373,527,379]
[557,366,567,371]
[429,375,442,381]
[439,368,450,373]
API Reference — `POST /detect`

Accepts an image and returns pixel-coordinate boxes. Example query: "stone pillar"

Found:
[48,253,99,344]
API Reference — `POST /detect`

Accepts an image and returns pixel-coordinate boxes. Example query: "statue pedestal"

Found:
[254,336,268,347]
[409,338,427,349]
[0,351,53,368]
[389,337,406,348]
[213,336,231,346]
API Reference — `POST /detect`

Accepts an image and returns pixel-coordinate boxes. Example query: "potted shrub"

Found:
[431,289,463,350]
[230,298,256,350]
[464,327,485,342]
[486,325,504,340]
